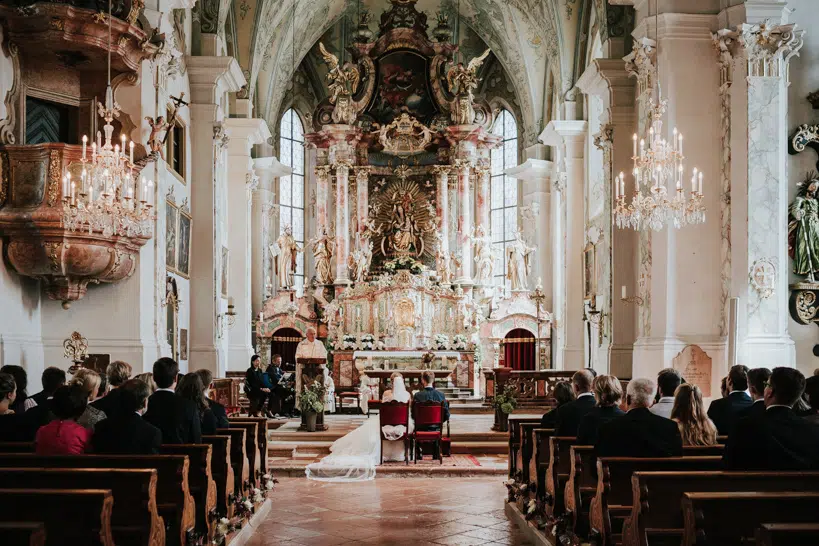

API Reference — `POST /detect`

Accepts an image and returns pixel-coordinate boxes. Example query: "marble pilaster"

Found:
[355,167,369,236]
[433,165,451,255]
[475,165,491,235]
[454,161,473,284]
[334,162,351,286]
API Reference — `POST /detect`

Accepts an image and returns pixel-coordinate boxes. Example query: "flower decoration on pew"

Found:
[262,473,278,491]
[252,487,265,504]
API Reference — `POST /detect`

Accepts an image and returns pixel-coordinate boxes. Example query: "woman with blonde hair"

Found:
[670,384,718,446]
[134,373,157,394]
[69,369,107,430]
[577,375,625,445]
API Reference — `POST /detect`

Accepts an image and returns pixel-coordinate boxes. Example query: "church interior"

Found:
[2,0,819,544]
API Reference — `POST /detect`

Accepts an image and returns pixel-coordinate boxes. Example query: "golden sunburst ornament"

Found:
[369,177,437,263]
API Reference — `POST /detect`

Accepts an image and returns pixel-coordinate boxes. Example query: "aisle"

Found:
[242,477,532,545]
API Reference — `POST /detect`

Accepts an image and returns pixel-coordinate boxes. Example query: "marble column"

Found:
[186,55,245,376]
[251,158,278,320]
[454,160,473,284]
[225,118,271,371]
[355,167,369,236]
[433,166,451,255]
[475,165,491,235]
[540,121,588,371]
[315,165,331,235]
[334,162,351,286]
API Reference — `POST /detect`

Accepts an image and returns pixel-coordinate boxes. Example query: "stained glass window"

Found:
[490,109,519,287]
[279,109,305,290]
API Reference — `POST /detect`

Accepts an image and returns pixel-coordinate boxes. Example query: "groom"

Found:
[413,370,450,430]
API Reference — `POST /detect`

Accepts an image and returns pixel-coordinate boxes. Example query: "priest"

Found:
[295,327,328,407]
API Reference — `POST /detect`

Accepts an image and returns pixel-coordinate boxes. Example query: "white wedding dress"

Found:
[305,381,411,482]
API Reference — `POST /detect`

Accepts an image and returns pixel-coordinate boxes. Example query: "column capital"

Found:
[538,120,588,147]
[225,118,272,156]
[504,159,554,183]
[185,56,245,105]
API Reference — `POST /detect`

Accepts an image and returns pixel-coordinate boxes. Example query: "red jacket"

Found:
[35,419,92,455]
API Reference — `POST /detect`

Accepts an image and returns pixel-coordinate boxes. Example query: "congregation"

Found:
[0,358,231,454]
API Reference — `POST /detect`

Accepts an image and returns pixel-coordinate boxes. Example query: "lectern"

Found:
[297,357,328,431]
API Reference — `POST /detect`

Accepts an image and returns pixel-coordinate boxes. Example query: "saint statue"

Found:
[445,48,490,125]
[470,225,494,285]
[789,175,819,281]
[506,228,536,290]
[271,224,302,290]
[436,246,453,285]
[318,42,361,125]
[383,191,424,256]
[349,234,373,284]
[310,227,334,285]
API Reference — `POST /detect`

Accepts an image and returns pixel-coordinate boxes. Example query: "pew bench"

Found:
[217,428,250,499]
[623,471,819,546]
[755,523,819,546]
[229,417,269,476]
[161,445,218,540]
[0,467,164,546]
[564,445,596,538]
[508,416,542,479]
[0,442,35,453]
[681,491,819,546]
[0,522,47,546]
[529,428,555,499]
[0,488,114,546]
[225,421,260,486]
[545,436,577,519]
[0,454,195,546]
[517,422,542,485]
[202,435,235,518]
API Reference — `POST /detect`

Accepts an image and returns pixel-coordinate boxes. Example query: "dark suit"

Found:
[738,399,766,421]
[91,388,125,421]
[596,407,683,458]
[540,404,563,429]
[707,391,753,435]
[207,397,230,429]
[143,390,202,444]
[245,366,267,415]
[201,408,219,435]
[30,391,50,407]
[92,413,162,455]
[723,406,819,470]
[0,413,24,442]
[554,394,597,437]
[413,387,450,429]
[18,398,55,441]
[578,405,625,445]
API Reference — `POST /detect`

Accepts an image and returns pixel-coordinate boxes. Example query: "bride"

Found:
[306,372,411,481]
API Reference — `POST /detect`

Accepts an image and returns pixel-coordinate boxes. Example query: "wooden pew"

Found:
[624,471,819,546]
[0,454,195,546]
[589,457,723,546]
[229,417,269,476]
[544,436,577,518]
[680,444,724,457]
[0,522,47,546]
[529,428,555,499]
[682,491,819,546]
[508,415,542,479]
[518,422,542,485]
[0,442,34,453]
[756,523,819,546]
[564,445,596,537]
[161,445,218,539]
[201,435,235,518]
[0,489,114,546]
[226,421,260,485]
[218,428,250,498]
[0,467,164,546]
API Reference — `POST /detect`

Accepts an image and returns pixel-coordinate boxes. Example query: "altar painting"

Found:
[370,51,436,125]
[369,177,437,267]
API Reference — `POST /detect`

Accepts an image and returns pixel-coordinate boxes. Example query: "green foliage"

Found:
[300,379,326,414]
[493,384,518,415]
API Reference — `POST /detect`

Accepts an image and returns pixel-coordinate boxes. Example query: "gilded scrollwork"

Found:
[789,282,819,325]
[47,150,60,207]
[0,150,8,207]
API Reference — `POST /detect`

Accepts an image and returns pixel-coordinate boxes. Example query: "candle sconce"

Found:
[620,283,645,306]
[63,331,89,375]
[216,299,237,339]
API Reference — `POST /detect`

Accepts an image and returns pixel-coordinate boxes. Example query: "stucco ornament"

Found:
[318,42,361,125]
[749,258,777,300]
[446,48,490,124]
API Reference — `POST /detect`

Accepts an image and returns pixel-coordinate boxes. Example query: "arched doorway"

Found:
[502,328,536,371]
[271,328,302,372]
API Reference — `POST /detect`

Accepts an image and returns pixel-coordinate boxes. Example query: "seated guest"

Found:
[91,360,133,420]
[707,364,752,435]
[671,384,717,446]
[578,375,625,445]
[740,367,771,420]
[0,365,34,413]
[194,369,230,429]
[553,369,597,436]
[245,355,270,417]
[0,372,23,440]
[70,369,107,430]
[265,355,286,417]
[596,378,683,458]
[650,368,681,419]
[30,367,66,406]
[176,373,218,435]
[724,367,819,470]
[719,376,728,398]
[143,358,202,444]
[413,370,450,430]
[134,373,157,395]
[805,376,819,424]
[93,378,162,454]
[35,384,92,455]
[541,381,575,428]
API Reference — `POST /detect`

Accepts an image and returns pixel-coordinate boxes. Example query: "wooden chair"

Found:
[201,435,235,518]
[0,522,46,546]
[0,488,114,546]
[218,428,249,498]
[0,467,165,546]
[229,417,269,476]
[682,491,819,546]
[410,401,448,464]
[755,523,819,546]
[378,401,410,465]
[161,444,218,539]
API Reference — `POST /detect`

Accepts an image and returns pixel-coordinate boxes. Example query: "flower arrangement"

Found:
[493,384,518,415]
[359,333,375,350]
[432,333,449,350]
[383,256,425,274]
[334,334,357,350]
[452,334,469,351]
[234,495,255,519]
[374,338,386,350]
[262,473,278,491]
[300,379,326,414]
[251,487,265,504]
[215,517,233,542]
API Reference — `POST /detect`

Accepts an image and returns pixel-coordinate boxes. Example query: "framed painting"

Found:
[583,242,597,301]
[221,246,229,297]
[176,208,191,278]
[179,328,188,361]
[165,200,179,272]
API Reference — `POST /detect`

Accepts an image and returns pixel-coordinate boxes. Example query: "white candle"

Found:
[259,311,264,322]
[71,181,76,204]
[698,171,703,194]
[92,142,96,162]
[147,180,153,205]
[88,185,93,202]
[82,135,87,160]
[62,175,68,198]
[96,131,102,149]
[679,134,683,156]
[228,296,234,307]
[621,285,627,299]
[130,141,134,164]
[632,134,637,158]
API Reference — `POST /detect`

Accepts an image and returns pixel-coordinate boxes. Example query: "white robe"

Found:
[295,338,328,405]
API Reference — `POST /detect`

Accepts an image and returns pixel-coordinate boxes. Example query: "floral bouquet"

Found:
[384,256,426,274]
[493,384,518,415]
[251,487,265,504]
[432,333,449,350]
[300,379,326,414]
[335,334,357,350]
[452,334,469,351]
[374,338,386,350]
[359,333,375,350]
[262,473,278,491]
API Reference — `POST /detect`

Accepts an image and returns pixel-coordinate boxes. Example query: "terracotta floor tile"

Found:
[431,534,494,546]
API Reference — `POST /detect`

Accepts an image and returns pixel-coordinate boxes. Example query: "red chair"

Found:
[379,401,411,465]
[410,401,449,464]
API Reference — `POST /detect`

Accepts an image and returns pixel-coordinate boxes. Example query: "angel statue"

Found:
[470,225,495,285]
[270,224,302,290]
[145,116,168,159]
[310,226,335,285]
[788,173,819,282]
[436,245,453,285]
[318,42,361,125]
[349,233,373,284]
[507,228,536,290]
[446,48,490,125]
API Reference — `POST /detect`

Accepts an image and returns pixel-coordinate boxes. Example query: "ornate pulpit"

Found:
[297,357,328,431]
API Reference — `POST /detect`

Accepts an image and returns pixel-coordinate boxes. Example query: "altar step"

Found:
[267,437,508,458]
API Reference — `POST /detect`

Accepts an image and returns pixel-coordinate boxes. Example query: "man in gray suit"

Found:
[413,370,450,430]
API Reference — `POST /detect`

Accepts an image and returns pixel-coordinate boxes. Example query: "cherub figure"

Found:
[145,116,168,159]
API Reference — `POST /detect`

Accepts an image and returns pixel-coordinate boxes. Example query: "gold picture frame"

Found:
[165,200,178,272]
[583,242,597,301]
[176,207,191,279]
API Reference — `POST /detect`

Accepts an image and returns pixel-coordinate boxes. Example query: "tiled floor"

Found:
[242,478,531,545]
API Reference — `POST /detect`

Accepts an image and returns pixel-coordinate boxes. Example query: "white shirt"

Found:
[295,338,328,360]
[766,404,791,410]
[650,396,675,419]
[577,392,595,399]
[156,387,176,394]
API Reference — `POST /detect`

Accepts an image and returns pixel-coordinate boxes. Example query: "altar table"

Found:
[364,369,453,398]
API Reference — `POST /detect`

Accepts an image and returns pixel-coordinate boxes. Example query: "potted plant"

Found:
[492,384,518,432]
[300,380,326,432]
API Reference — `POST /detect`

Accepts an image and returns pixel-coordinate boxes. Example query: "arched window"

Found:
[490,109,519,287]
[278,108,306,290]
